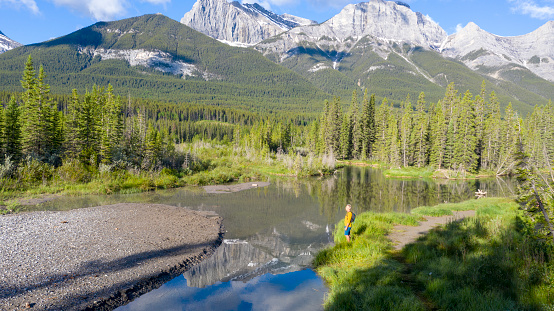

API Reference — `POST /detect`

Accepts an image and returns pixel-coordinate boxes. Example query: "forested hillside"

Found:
[0,14,329,114]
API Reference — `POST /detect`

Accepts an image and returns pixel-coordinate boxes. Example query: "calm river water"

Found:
[27,167,516,310]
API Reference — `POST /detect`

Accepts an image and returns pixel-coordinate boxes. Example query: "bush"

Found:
[17,157,55,185]
[57,159,92,183]
[0,156,15,179]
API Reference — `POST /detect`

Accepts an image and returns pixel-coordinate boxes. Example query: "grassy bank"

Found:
[0,141,337,210]
[382,167,501,179]
[314,198,554,310]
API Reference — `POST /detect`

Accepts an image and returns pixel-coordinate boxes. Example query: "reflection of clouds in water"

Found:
[117,270,325,311]
[241,275,324,311]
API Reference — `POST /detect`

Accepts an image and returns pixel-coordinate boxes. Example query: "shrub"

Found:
[17,157,55,185]
[57,159,92,183]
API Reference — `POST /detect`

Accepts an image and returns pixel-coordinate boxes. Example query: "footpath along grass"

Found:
[314,197,554,311]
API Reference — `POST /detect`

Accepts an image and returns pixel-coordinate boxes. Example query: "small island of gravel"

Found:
[0,203,224,311]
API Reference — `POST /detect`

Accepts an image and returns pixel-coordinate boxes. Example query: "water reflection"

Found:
[26,167,516,310]
[117,269,326,311]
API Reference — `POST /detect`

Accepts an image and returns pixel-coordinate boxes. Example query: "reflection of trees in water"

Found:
[273,167,516,223]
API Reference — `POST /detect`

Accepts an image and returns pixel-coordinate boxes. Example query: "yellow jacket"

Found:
[344,211,352,228]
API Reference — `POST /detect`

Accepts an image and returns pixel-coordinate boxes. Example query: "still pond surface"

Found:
[29,167,516,310]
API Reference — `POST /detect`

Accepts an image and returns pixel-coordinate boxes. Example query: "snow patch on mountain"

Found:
[79,48,219,80]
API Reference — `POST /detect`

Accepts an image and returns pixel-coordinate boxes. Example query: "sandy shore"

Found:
[0,203,224,311]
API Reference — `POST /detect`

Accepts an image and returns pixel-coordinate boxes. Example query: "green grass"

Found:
[315,198,554,310]
[383,167,434,178]
[382,167,499,179]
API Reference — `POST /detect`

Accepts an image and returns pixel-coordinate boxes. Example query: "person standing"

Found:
[344,204,353,242]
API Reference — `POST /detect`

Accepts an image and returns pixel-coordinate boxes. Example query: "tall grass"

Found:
[314,212,425,311]
[315,198,554,310]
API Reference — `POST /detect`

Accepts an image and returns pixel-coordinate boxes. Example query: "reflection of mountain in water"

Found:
[184,231,329,288]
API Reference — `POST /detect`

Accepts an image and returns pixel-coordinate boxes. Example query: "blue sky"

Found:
[0,0,553,45]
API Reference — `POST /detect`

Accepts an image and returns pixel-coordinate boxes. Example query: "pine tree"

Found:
[20,56,43,159]
[373,98,390,163]
[360,90,376,159]
[4,97,22,163]
[100,85,124,164]
[481,91,501,171]
[339,113,352,159]
[429,101,446,168]
[0,103,4,159]
[399,95,413,167]
[454,91,478,172]
[142,124,162,170]
[324,97,342,156]
[496,103,519,175]
[411,92,428,167]
[387,103,400,167]
[350,91,363,159]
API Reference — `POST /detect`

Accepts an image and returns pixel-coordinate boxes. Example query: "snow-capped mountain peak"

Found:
[441,20,554,81]
[181,0,316,45]
[0,30,22,54]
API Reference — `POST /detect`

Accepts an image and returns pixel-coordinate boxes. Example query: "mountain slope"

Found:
[0,30,22,54]
[0,14,328,113]
[252,0,553,113]
[181,0,317,46]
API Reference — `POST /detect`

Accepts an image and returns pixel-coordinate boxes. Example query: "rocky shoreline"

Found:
[0,203,224,311]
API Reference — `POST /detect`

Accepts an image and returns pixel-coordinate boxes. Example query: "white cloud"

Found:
[0,0,40,14]
[509,0,554,19]
[242,0,273,10]
[141,0,171,4]
[51,0,129,20]
[455,23,463,32]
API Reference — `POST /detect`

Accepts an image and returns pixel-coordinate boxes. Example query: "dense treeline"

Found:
[0,56,181,174]
[313,81,554,175]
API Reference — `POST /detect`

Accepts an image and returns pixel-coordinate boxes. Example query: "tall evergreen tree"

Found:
[411,92,428,167]
[339,112,352,160]
[429,101,446,169]
[454,91,478,172]
[481,91,501,171]
[350,90,363,159]
[4,97,22,163]
[360,90,376,159]
[399,95,413,167]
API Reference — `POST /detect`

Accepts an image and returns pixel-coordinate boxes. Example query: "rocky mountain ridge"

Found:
[0,30,22,54]
[440,21,554,82]
[181,0,316,46]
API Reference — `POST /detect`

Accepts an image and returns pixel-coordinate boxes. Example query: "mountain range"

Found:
[184,0,554,114]
[0,0,552,116]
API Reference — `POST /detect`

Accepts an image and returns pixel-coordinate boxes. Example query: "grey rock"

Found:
[440,21,554,82]
[181,0,316,46]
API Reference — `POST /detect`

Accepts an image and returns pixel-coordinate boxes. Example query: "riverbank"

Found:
[314,198,554,310]
[0,203,224,311]
[0,142,337,213]
[383,167,500,179]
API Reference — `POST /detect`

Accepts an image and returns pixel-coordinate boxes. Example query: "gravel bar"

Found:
[0,203,224,311]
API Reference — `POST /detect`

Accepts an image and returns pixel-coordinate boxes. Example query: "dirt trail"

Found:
[388,210,475,251]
